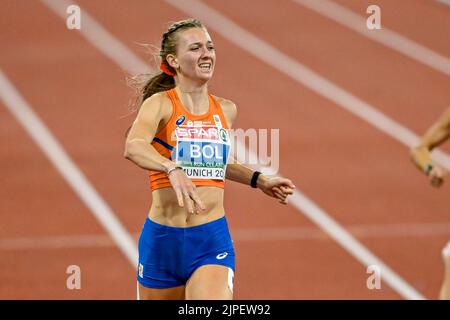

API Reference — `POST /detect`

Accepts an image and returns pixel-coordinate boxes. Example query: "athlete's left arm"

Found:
[219,98,296,205]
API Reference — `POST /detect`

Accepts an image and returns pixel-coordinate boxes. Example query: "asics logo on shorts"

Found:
[138,263,144,278]
[216,252,228,260]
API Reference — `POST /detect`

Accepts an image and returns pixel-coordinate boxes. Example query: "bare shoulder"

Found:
[214,96,238,113]
[135,91,172,130]
[128,91,173,139]
[140,91,172,116]
[213,95,238,127]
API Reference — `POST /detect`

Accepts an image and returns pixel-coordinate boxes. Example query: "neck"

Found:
[174,76,209,115]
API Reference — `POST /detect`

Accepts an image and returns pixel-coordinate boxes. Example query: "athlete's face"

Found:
[169,28,216,81]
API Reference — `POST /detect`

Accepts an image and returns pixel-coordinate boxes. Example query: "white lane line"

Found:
[293,0,450,77]
[436,0,450,7]
[167,0,450,173]
[167,0,427,300]
[289,193,423,300]
[235,222,450,241]
[0,234,118,250]
[0,223,450,251]
[40,0,150,75]
[0,70,138,267]
[3,222,450,250]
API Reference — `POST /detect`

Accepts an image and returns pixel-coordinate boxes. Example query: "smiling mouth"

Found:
[198,62,212,72]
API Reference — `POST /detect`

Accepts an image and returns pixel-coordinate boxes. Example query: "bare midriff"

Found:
[148,186,225,227]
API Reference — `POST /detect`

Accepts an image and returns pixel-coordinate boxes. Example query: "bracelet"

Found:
[250,171,262,188]
[167,165,183,176]
[424,163,433,176]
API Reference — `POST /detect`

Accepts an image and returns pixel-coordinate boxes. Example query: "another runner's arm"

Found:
[410,107,450,172]
[124,93,177,173]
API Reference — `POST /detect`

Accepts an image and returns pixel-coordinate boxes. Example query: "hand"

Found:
[167,168,206,214]
[257,175,296,205]
[428,165,445,188]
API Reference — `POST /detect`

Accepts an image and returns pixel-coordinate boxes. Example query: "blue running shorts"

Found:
[137,215,235,289]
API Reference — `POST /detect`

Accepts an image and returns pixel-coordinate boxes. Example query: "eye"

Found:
[190,47,199,51]
[208,46,215,51]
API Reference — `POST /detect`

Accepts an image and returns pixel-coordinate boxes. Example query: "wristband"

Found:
[424,163,433,176]
[167,165,183,176]
[250,171,262,188]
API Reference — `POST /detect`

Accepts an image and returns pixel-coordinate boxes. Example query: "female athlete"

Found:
[124,18,295,300]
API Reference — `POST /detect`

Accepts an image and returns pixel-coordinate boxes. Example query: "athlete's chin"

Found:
[196,71,214,81]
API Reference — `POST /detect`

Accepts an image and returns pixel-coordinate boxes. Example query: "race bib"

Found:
[174,125,230,180]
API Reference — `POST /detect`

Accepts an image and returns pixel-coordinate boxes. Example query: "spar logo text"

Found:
[173,125,229,166]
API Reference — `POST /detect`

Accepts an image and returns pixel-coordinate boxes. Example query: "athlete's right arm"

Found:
[124,94,175,172]
[410,107,450,187]
[124,94,205,213]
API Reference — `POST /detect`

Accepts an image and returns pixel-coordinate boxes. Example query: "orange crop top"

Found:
[149,88,231,191]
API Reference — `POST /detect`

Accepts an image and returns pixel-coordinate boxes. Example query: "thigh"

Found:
[138,282,185,300]
[185,265,233,300]
[137,217,186,297]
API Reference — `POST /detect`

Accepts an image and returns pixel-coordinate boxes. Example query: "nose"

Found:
[200,46,213,59]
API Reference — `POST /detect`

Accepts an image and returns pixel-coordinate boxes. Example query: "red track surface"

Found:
[0,0,449,299]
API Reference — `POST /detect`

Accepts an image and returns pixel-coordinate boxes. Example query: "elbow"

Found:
[123,149,132,160]
[123,142,136,160]
[123,150,132,160]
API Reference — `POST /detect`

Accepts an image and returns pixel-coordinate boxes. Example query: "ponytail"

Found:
[125,70,176,137]
[142,72,175,101]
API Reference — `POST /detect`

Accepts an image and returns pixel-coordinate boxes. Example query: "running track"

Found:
[0,0,449,299]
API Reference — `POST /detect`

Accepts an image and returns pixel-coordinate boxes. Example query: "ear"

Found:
[166,54,178,69]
